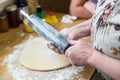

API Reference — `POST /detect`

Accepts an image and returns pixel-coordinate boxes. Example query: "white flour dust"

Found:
[4,36,85,80]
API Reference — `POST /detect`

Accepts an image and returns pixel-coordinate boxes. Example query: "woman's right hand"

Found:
[46,28,71,54]
[60,27,81,40]
[60,26,90,40]
[61,18,92,40]
[47,19,92,54]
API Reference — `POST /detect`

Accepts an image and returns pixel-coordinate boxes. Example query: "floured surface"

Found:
[4,36,85,80]
[20,37,70,71]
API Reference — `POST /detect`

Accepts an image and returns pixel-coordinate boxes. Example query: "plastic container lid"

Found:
[0,9,6,19]
[17,0,28,7]
[6,5,17,11]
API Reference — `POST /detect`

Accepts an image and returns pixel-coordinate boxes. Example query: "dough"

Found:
[20,37,70,71]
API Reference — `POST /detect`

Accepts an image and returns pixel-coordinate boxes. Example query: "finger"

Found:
[65,47,72,57]
[46,42,63,54]
[47,42,53,49]
[47,42,57,51]
[60,28,69,37]
[65,49,69,57]
[55,49,63,54]
[67,39,78,45]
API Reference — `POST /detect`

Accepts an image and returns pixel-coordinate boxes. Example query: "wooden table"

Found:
[0,12,95,80]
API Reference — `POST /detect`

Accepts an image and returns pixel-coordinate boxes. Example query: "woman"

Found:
[48,0,120,80]
[70,0,97,18]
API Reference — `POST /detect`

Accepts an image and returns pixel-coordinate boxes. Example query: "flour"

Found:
[4,36,85,80]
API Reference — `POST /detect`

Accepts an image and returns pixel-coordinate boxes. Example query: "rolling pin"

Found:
[20,10,70,54]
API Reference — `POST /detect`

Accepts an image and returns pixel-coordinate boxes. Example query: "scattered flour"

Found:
[4,36,85,80]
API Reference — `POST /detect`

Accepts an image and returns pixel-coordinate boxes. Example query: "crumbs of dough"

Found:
[4,36,85,80]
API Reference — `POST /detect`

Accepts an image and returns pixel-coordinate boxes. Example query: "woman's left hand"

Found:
[65,39,95,66]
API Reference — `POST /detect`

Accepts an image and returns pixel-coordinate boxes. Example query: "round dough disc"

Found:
[20,37,70,71]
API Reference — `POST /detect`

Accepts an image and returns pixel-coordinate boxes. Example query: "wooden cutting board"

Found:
[0,12,95,80]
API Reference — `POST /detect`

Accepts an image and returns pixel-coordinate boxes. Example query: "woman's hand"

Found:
[60,27,82,40]
[47,26,90,54]
[65,39,95,66]
[60,26,91,40]
[47,19,92,54]
[47,27,85,54]
[47,27,82,54]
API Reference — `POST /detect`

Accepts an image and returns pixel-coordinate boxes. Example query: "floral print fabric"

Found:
[91,0,120,79]
[91,0,120,59]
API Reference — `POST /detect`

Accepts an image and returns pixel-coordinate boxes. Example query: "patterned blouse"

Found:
[91,0,120,79]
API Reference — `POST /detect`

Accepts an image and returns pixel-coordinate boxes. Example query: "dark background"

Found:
[38,0,70,13]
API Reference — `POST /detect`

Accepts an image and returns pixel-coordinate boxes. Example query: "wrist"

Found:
[85,27,91,36]
[82,25,91,37]
[87,49,104,67]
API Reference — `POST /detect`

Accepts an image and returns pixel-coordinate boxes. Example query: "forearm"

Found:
[70,0,92,18]
[70,6,92,18]
[88,50,120,80]
[72,18,92,29]
[72,19,92,37]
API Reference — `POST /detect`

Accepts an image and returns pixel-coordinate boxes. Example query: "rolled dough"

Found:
[20,37,70,71]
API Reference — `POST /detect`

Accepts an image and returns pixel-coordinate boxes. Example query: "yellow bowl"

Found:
[23,18,34,32]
